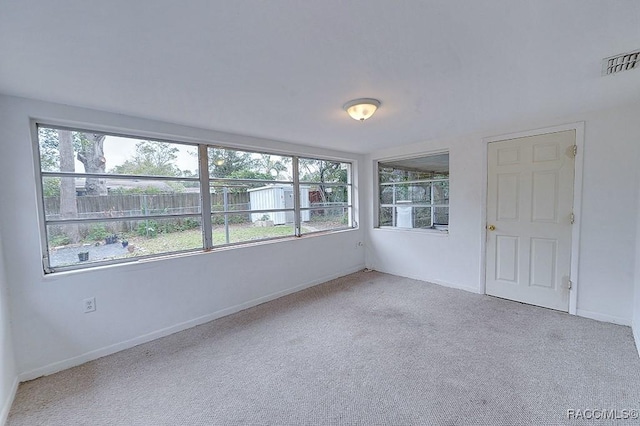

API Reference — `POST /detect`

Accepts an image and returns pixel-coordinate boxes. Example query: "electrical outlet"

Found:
[83,297,96,313]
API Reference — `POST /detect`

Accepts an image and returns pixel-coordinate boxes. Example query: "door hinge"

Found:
[570,212,575,224]
[568,279,573,290]
[572,145,578,157]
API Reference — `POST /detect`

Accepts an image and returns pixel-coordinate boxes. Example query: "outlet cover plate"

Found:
[83,297,96,313]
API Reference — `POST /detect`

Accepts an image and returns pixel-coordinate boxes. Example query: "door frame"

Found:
[480,122,585,315]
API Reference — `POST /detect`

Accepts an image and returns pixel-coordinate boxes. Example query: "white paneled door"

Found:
[486,130,576,311]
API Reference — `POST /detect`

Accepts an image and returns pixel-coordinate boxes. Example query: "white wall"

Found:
[364,135,483,294]
[0,95,366,380]
[577,107,640,325]
[365,101,640,326]
[0,228,17,424]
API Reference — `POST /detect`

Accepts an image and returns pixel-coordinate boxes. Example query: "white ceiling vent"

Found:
[602,50,639,76]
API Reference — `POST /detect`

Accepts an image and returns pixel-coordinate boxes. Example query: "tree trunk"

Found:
[77,133,107,195]
[433,183,446,224]
[319,167,328,203]
[58,130,80,243]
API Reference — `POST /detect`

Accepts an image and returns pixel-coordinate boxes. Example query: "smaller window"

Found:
[378,153,449,231]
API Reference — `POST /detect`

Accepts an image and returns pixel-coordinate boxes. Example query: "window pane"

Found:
[243,184,294,219]
[38,127,199,179]
[378,166,397,184]
[210,184,252,214]
[379,207,393,226]
[409,183,431,203]
[212,212,295,245]
[42,177,201,221]
[386,206,433,229]
[299,158,350,183]
[432,181,449,204]
[379,186,394,204]
[303,181,349,232]
[377,153,449,230]
[395,205,416,228]
[378,166,436,183]
[208,148,292,181]
[378,153,449,180]
[394,184,411,202]
[46,217,203,268]
[389,183,432,203]
[305,184,349,205]
[301,207,350,232]
[434,207,449,226]
[413,207,432,229]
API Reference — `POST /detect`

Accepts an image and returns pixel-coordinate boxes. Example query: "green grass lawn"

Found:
[126,224,297,255]
[49,220,346,266]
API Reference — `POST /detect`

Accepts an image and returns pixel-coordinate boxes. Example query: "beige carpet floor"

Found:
[8,271,640,425]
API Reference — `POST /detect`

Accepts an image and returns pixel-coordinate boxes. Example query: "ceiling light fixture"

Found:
[343,98,380,121]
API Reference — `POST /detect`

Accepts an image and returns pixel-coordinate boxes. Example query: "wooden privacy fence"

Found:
[45,191,346,239]
[45,192,251,217]
[45,192,252,237]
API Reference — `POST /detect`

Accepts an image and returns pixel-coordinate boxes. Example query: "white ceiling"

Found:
[1,1,639,153]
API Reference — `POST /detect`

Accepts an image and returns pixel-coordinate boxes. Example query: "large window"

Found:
[377,153,449,231]
[35,125,354,272]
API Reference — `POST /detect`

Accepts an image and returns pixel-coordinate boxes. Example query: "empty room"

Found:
[1,1,640,425]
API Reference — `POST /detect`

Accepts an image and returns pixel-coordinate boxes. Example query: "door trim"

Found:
[480,122,584,315]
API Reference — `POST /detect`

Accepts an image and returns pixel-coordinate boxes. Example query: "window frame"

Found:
[32,121,356,274]
[375,152,449,232]
[298,159,354,235]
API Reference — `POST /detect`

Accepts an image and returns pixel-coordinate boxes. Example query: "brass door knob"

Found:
[487,225,496,231]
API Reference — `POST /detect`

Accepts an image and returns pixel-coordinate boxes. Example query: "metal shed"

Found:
[248,184,310,225]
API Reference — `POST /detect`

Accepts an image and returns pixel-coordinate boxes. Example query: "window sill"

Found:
[374,226,449,236]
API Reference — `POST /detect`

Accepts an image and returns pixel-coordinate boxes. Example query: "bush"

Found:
[211,214,249,225]
[49,234,70,246]
[177,217,200,231]
[135,218,200,238]
[87,224,109,241]
[137,220,158,238]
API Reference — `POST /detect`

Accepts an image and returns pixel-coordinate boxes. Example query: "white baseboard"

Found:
[1,376,19,425]
[18,264,365,382]
[427,277,480,294]
[576,309,632,326]
[633,318,640,359]
[369,267,480,294]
